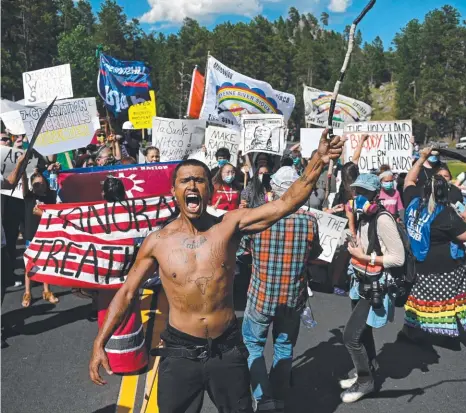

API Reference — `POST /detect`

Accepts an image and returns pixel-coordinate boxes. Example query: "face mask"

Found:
[218,159,228,167]
[258,174,264,183]
[293,157,301,166]
[428,156,439,164]
[224,175,235,184]
[349,195,379,215]
[32,182,46,193]
[381,181,394,191]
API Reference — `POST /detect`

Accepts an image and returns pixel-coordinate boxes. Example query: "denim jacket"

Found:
[348,264,395,328]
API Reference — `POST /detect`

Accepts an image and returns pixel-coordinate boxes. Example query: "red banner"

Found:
[57,162,178,203]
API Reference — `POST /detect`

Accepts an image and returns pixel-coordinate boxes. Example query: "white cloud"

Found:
[328,0,352,13]
[140,0,265,24]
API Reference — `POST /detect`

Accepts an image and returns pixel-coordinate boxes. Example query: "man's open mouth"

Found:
[186,193,201,213]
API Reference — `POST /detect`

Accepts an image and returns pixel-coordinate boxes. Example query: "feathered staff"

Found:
[324,0,376,202]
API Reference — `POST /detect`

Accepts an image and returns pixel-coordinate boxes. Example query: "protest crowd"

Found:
[1,12,466,413]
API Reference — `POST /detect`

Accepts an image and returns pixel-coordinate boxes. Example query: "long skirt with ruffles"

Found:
[404,264,466,337]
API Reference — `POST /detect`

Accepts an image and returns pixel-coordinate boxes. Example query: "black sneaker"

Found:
[341,380,374,403]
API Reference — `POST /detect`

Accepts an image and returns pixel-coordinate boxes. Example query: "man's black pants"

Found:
[157,320,253,413]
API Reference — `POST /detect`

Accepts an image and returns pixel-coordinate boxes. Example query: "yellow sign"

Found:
[128,90,157,129]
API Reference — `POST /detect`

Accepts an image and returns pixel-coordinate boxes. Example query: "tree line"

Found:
[1,0,465,142]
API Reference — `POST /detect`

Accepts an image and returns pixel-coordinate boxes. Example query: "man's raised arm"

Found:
[89,232,159,385]
[236,130,344,234]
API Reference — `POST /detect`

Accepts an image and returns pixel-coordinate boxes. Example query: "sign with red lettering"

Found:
[344,120,413,172]
[24,196,176,289]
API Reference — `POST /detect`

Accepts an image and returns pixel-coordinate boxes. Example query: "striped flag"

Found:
[24,196,176,289]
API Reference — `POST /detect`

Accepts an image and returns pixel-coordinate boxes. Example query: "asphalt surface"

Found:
[2,256,466,413]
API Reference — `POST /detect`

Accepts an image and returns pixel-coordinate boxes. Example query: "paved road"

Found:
[2,267,465,413]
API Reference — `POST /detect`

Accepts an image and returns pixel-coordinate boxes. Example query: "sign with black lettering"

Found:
[152,117,206,162]
[344,120,413,172]
[302,206,348,262]
[204,126,241,169]
[0,146,38,198]
[24,196,176,289]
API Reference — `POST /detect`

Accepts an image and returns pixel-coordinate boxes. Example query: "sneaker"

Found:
[333,287,348,297]
[14,281,23,287]
[307,285,314,297]
[341,380,374,403]
[339,372,358,389]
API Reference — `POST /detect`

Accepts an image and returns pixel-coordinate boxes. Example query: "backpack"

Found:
[367,208,417,307]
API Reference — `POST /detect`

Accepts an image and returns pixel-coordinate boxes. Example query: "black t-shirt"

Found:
[449,184,463,204]
[24,189,56,241]
[404,186,466,274]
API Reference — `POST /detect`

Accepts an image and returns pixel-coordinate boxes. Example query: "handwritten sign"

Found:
[0,110,26,135]
[1,146,38,198]
[128,90,156,129]
[17,98,99,156]
[344,120,413,173]
[240,114,286,156]
[204,126,241,169]
[152,117,206,162]
[300,128,343,158]
[22,64,73,105]
[301,206,347,262]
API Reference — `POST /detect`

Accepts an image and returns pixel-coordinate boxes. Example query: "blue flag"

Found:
[98,53,152,114]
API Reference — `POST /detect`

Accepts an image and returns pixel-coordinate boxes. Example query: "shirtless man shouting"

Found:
[90,129,344,412]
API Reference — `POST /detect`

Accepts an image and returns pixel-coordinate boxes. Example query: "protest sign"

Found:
[200,56,295,129]
[303,85,372,129]
[152,117,206,162]
[24,196,176,289]
[302,206,348,262]
[240,114,286,156]
[0,146,38,198]
[0,110,26,135]
[17,98,99,156]
[98,53,151,114]
[204,126,241,169]
[128,90,156,129]
[300,128,343,158]
[344,120,413,172]
[22,64,73,105]
[57,161,178,203]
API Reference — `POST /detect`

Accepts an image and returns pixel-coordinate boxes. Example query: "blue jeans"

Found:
[242,304,300,406]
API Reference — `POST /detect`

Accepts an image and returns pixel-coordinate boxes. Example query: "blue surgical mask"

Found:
[381,181,394,191]
[224,175,235,184]
[293,157,301,166]
[218,159,228,167]
[428,156,439,164]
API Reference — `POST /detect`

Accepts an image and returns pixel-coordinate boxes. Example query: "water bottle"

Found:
[49,172,58,191]
[301,305,317,329]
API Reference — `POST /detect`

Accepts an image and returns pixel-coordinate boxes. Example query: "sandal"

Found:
[22,293,32,308]
[42,291,59,304]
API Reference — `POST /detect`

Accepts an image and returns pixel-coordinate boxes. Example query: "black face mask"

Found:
[32,182,46,193]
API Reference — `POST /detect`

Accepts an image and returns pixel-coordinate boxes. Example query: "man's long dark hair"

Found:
[414,175,450,224]
[335,162,359,205]
[103,176,126,202]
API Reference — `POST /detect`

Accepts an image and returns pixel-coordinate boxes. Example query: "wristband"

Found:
[370,252,376,266]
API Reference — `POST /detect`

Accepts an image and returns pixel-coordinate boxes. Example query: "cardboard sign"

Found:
[22,64,73,105]
[17,98,99,156]
[300,128,343,158]
[344,120,413,172]
[152,117,206,162]
[303,85,372,128]
[302,206,348,262]
[128,90,156,129]
[240,114,286,156]
[204,126,241,169]
[0,146,38,198]
[0,110,26,135]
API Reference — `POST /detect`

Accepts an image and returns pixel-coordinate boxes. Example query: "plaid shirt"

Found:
[248,210,320,315]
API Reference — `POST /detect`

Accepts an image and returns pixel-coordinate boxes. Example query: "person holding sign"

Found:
[211,163,241,211]
[89,129,344,413]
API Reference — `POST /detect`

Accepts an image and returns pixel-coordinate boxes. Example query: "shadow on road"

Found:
[286,327,443,413]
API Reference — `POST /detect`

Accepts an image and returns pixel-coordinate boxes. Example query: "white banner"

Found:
[303,85,372,129]
[1,146,38,198]
[300,128,343,158]
[240,114,286,156]
[302,206,348,263]
[344,120,413,173]
[15,98,99,157]
[204,126,241,169]
[22,64,73,105]
[152,117,206,162]
[200,56,295,129]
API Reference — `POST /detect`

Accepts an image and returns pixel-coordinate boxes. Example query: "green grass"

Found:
[446,161,465,178]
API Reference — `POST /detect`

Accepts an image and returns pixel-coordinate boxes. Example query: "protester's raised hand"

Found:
[317,128,345,164]
[419,146,433,160]
[89,345,113,386]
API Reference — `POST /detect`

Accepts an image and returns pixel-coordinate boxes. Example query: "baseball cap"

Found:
[122,121,134,130]
[271,166,299,196]
[351,173,381,192]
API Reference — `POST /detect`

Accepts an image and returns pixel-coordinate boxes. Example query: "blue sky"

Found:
[89,1,466,48]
